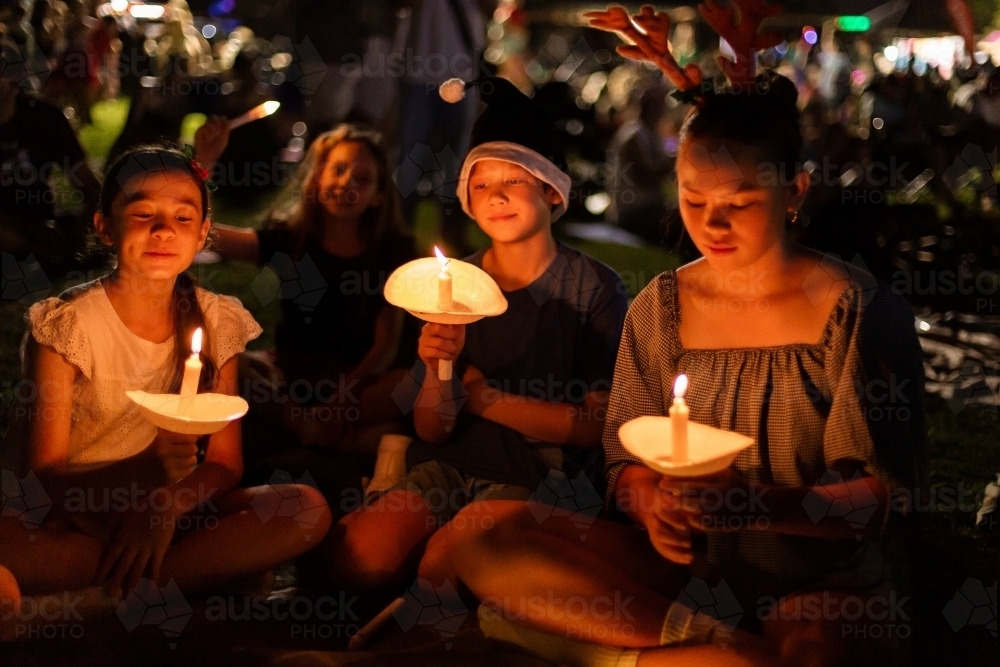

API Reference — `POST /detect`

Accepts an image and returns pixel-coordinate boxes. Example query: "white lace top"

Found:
[1,278,262,475]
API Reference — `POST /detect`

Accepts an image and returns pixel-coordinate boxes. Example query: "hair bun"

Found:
[757,73,798,112]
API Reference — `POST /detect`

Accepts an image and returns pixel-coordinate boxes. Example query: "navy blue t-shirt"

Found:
[407,242,628,490]
[256,224,418,384]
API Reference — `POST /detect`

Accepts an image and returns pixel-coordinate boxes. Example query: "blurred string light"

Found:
[581,71,607,104]
[485,0,519,64]
[493,0,515,23]
[565,118,584,136]
[270,52,292,69]
[908,36,965,78]
[802,27,817,45]
[215,25,251,70]
[209,0,235,17]
[873,53,894,75]
[110,0,128,12]
[901,169,934,201]
[202,24,217,39]
[129,3,165,19]
[673,21,696,63]
[883,45,898,62]
[834,15,871,32]
[584,192,611,215]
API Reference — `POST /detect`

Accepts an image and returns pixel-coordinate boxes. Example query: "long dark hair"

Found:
[264,124,408,258]
[100,146,218,393]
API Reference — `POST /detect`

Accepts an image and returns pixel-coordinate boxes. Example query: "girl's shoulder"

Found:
[194,287,263,367]
[630,269,679,318]
[25,279,106,379]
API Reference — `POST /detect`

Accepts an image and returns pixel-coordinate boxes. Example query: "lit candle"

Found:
[434,246,454,381]
[434,246,453,311]
[229,101,280,130]
[179,328,203,396]
[670,373,689,463]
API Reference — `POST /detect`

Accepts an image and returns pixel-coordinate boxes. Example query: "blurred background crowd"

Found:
[1,0,998,295]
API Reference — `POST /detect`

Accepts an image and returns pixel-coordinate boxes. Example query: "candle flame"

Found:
[191,327,203,355]
[434,246,449,268]
[673,373,688,399]
[263,101,280,115]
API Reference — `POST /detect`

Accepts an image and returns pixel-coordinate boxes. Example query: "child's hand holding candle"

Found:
[670,373,689,463]
[179,328,203,396]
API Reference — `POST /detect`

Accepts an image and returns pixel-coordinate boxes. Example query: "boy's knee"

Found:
[416,529,454,581]
[264,483,332,542]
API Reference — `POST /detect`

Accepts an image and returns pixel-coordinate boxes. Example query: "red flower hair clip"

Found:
[181,143,218,191]
[189,159,210,182]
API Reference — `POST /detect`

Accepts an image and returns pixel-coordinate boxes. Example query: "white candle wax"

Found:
[435,247,453,311]
[179,328,203,396]
[670,373,689,463]
[433,247,454,381]
[229,101,280,130]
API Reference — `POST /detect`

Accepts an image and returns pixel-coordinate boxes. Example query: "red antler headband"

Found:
[584,1,783,103]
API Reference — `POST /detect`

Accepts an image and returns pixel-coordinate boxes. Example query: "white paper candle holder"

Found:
[126,390,249,435]
[385,257,507,324]
[618,416,754,477]
[384,257,507,379]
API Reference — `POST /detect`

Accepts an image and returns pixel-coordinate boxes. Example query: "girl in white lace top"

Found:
[0,146,332,603]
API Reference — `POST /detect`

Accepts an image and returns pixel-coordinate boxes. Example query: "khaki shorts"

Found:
[388,460,532,526]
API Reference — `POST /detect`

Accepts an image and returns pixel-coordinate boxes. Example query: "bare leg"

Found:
[316,489,438,594]
[156,484,331,593]
[0,484,331,597]
[419,500,687,647]
[0,517,103,593]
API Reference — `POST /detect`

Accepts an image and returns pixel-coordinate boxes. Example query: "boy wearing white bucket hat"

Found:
[318,77,628,594]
